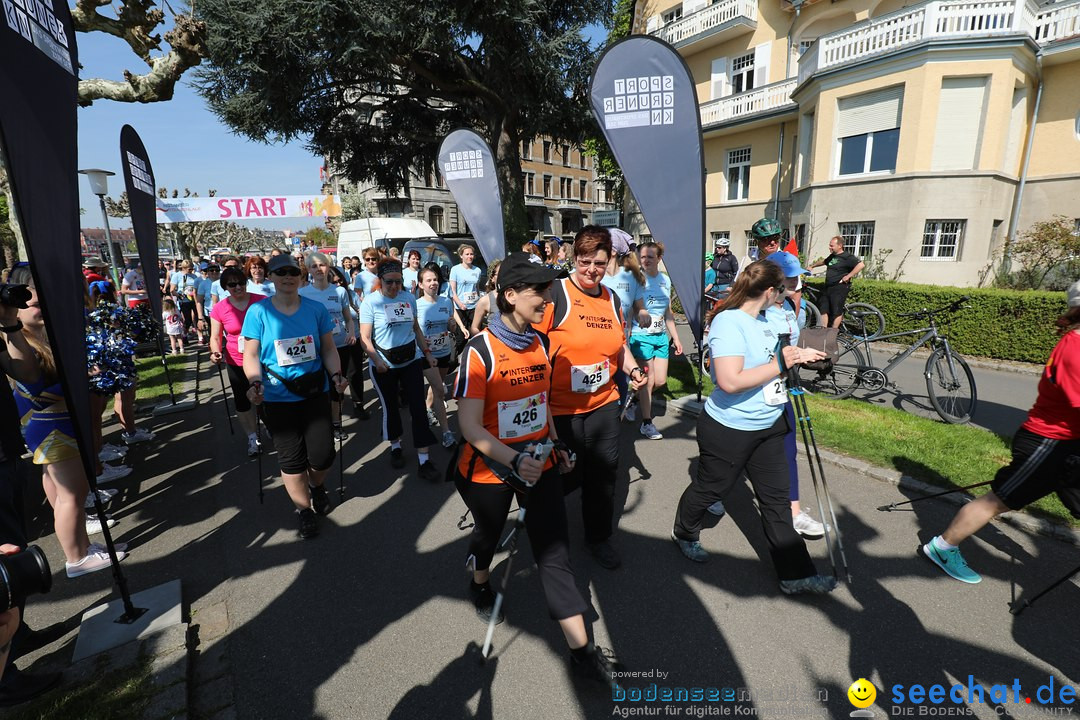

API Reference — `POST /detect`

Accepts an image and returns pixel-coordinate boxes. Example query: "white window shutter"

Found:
[711,58,729,100]
[684,0,707,14]
[646,14,661,33]
[754,42,771,88]
[836,86,904,137]
[931,77,987,171]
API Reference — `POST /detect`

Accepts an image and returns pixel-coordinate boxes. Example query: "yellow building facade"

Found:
[631,0,1080,285]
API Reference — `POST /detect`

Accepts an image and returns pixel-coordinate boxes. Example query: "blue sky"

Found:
[77,21,609,232]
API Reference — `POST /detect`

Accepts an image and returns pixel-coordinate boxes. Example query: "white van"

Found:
[337,218,440,258]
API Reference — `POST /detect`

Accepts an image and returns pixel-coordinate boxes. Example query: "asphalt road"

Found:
[19,357,1075,720]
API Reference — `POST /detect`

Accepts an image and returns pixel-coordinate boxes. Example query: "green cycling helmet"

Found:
[750,217,782,240]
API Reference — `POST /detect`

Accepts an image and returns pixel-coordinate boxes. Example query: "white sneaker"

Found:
[246,435,261,457]
[98,445,126,462]
[86,514,117,536]
[639,421,662,440]
[66,548,127,578]
[793,511,827,538]
[96,464,132,484]
[84,488,119,509]
[121,427,156,445]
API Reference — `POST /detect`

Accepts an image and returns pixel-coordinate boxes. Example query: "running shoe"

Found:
[333,425,347,442]
[121,427,156,445]
[246,434,261,457]
[101,442,128,456]
[296,508,319,539]
[623,400,637,423]
[586,540,622,570]
[639,421,662,440]
[670,530,709,563]
[390,447,405,469]
[921,539,981,584]
[66,548,127,578]
[427,409,438,426]
[98,445,127,462]
[96,464,132,485]
[309,484,333,516]
[85,514,116,536]
[707,500,727,518]
[84,488,118,509]
[470,581,503,625]
[569,645,625,689]
[793,511,826,539]
[779,574,838,595]
[418,460,441,483]
[441,431,456,449]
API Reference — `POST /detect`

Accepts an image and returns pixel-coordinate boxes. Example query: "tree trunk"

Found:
[0,151,28,264]
[492,114,528,255]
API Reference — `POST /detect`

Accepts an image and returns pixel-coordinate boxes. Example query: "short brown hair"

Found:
[573,226,612,259]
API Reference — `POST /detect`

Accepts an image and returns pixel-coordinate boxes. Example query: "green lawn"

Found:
[6,656,154,720]
[662,356,1076,527]
[134,354,190,403]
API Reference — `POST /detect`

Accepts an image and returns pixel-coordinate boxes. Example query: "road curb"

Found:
[666,395,1080,547]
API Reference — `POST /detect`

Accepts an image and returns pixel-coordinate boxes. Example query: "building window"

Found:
[543,175,552,198]
[543,141,552,164]
[922,220,964,260]
[579,180,588,203]
[726,147,751,202]
[662,7,682,25]
[578,148,587,170]
[429,206,444,233]
[562,145,571,167]
[731,52,755,94]
[521,140,532,160]
[1074,218,1080,236]
[838,129,899,175]
[835,87,903,177]
[711,231,730,243]
[838,222,875,257]
[524,172,535,196]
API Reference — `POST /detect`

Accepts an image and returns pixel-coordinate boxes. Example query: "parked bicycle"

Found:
[799,296,977,424]
[800,283,884,339]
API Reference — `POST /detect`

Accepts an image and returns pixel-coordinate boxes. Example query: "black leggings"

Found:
[674,411,817,581]
[369,358,437,447]
[261,395,335,474]
[554,400,621,544]
[178,299,198,330]
[343,343,366,407]
[225,362,252,413]
[454,468,590,621]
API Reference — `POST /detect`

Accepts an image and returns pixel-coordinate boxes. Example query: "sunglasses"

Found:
[364,258,378,263]
[382,278,403,285]
[271,267,302,277]
[224,282,244,289]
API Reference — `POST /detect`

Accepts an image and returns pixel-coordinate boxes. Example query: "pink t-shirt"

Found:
[210,294,266,365]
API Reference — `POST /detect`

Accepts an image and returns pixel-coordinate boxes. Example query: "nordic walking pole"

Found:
[876,481,993,512]
[336,423,345,500]
[214,358,234,435]
[254,408,265,505]
[1009,562,1080,615]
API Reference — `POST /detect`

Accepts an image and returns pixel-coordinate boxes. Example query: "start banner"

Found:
[156,194,342,223]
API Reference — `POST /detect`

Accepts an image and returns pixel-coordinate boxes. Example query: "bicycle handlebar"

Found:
[897,295,971,319]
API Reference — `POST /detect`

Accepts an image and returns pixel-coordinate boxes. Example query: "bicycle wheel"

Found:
[925,347,977,424]
[800,299,821,329]
[842,302,885,340]
[797,334,865,400]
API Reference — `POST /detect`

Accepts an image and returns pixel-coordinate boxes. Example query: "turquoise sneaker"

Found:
[671,530,709,562]
[922,540,982,584]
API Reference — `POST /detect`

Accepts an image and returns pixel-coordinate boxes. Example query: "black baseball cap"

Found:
[495,252,567,291]
[267,254,300,273]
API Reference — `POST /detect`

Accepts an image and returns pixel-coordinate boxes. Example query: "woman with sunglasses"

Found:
[628,241,682,440]
[241,255,349,540]
[358,259,440,481]
[352,248,381,300]
[670,261,836,596]
[299,252,356,437]
[210,267,267,457]
[534,227,647,571]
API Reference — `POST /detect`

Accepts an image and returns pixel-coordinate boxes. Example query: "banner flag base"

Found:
[71,579,183,662]
[152,398,197,416]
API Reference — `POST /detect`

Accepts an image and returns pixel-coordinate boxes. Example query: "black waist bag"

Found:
[376,340,417,365]
[263,365,327,398]
[797,327,840,371]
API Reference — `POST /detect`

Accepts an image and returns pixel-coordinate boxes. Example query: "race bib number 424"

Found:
[274,335,315,367]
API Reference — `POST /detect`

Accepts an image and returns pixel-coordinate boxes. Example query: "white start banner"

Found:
[155,194,342,224]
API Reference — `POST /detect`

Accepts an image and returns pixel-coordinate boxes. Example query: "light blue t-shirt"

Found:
[630,271,672,337]
[353,270,378,298]
[198,278,215,314]
[240,297,334,403]
[764,299,801,347]
[403,267,420,296]
[247,279,275,296]
[601,269,636,323]
[449,264,483,309]
[704,268,717,289]
[704,309,784,431]
[359,290,421,368]
[172,272,200,302]
[416,296,455,358]
[298,284,353,348]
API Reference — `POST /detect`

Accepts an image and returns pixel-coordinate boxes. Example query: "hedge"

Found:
[807,279,1063,364]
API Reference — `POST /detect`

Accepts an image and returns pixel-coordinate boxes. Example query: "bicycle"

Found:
[800,283,884,339]
[799,295,976,423]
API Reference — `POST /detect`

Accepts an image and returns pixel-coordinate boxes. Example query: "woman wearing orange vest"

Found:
[534,226,647,570]
[454,252,623,687]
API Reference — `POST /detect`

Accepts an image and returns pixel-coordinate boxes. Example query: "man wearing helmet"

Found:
[809,235,865,329]
[735,218,784,283]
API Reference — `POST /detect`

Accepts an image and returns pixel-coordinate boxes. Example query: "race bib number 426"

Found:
[497,393,547,439]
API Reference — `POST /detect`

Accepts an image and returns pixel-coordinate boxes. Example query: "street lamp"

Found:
[79,168,123,290]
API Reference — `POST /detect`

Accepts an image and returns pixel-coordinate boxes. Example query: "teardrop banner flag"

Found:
[589,36,706,349]
[120,125,163,319]
[438,128,506,264]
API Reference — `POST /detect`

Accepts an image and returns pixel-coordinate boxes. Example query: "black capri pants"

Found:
[261,394,336,475]
[225,362,252,413]
[554,399,621,544]
[674,411,817,581]
[369,357,437,447]
[454,467,590,621]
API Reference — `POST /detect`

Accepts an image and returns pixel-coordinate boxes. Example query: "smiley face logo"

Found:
[847,678,877,709]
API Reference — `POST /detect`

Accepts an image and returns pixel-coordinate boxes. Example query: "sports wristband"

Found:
[510,452,525,476]
[777,350,788,375]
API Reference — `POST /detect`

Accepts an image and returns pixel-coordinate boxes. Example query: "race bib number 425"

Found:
[274,335,315,367]
[497,393,547,439]
[570,360,610,394]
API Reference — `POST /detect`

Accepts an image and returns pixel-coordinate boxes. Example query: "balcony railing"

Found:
[700,78,798,129]
[795,0,1074,85]
[557,198,581,210]
[525,193,546,206]
[652,0,757,49]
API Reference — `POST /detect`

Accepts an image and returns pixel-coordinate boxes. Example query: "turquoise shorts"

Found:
[629,333,670,361]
